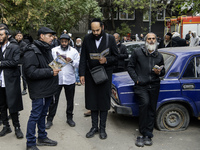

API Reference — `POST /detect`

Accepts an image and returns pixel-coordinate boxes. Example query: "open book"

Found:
[90,48,109,60]
[49,52,70,69]
[153,65,164,70]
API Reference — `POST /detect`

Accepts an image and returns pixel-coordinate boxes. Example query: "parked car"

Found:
[122,41,145,69]
[111,46,200,131]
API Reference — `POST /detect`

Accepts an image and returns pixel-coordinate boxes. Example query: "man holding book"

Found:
[46,34,80,129]
[127,33,165,147]
[79,18,118,139]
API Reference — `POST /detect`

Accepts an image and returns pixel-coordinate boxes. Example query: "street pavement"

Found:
[0,85,200,150]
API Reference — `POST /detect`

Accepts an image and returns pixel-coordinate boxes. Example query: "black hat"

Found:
[38,27,56,36]
[60,34,70,40]
[166,32,172,37]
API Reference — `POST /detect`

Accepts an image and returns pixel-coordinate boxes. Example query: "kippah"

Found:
[91,18,102,23]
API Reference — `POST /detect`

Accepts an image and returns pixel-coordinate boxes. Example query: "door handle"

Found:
[182,84,195,89]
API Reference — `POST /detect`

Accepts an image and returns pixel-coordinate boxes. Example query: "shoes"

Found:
[86,127,98,138]
[84,111,91,117]
[37,137,57,146]
[143,136,152,146]
[77,82,81,86]
[15,127,24,139]
[99,130,107,140]
[0,126,12,137]
[67,119,76,127]
[26,146,39,150]
[45,121,53,129]
[135,136,144,147]
[22,90,27,95]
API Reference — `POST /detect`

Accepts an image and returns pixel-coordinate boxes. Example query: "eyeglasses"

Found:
[147,38,156,40]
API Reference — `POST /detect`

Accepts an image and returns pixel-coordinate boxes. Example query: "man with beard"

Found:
[46,34,80,129]
[23,27,60,150]
[158,32,177,49]
[113,33,128,73]
[0,28,24,139]
[79,18,118,139]
[15,31,28,95]
[127,33,165,147]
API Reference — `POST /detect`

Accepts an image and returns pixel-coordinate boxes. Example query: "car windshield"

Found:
[160,52,175,71]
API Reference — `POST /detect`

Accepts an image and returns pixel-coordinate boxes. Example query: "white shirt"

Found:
[52,46,80,85]
[0,41,10,87]
[95,37,103,48]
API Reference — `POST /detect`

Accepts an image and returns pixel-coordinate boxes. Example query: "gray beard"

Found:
[145,42,157,51]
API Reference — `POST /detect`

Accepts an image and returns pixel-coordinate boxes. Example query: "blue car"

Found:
[111,46,200,131]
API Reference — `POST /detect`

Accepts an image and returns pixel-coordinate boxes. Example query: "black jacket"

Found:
[158,39,177,49]
[23,40,58,99]
[114,43,128,71]
[172,37,187,47]
[0,42,23,113]
[127,46,165,86]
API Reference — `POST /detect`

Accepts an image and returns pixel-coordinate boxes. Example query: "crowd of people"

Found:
[0,19,199,150]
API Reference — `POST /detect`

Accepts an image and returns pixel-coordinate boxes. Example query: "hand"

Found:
[99,57,107,64]
[66,57,72,63]
[80,76,85,85]
[53,69,61,76]
[153,68,161,75]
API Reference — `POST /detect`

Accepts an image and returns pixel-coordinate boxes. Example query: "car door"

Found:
[179,55,200,117]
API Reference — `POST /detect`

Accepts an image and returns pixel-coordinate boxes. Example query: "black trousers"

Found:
[47,84,75,122]
[91,110,108,131]
[0,87,20,127]
[134,84,160,138]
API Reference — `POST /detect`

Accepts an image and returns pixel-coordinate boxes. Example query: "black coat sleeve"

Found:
[118,44,128,59]
[127,50,138,83]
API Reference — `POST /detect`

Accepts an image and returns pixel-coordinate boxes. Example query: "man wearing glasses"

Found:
[127,33,165,147]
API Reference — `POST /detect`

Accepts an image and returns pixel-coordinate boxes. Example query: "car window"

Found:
[161,52,175,71]
[182,56,200,78]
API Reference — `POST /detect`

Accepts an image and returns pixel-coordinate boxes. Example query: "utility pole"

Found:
[149,0,151,32]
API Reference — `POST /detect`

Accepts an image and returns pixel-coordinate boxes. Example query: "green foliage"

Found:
[0,0,102,34]
[116,22,131,37]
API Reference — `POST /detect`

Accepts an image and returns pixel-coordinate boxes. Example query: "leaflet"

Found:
[153,65,164,70]
[90,48,109,60]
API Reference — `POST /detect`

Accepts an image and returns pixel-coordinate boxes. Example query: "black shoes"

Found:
[143,136,152,146]
[15,127,24,139]
[37,137,57,146]
[135,136,144,147]
[45,121,53,129]
[0,126,12,137]
[26,146,39,150]
[99,130,107,140]
[135,136,153,147]
[86,127,98,138]
[67,119,76,127]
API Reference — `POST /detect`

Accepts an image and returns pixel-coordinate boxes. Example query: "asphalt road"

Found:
[0,85,200,150]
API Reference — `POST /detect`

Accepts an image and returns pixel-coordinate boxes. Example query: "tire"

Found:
[156,103,190,131]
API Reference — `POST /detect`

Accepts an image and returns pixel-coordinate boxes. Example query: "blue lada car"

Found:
[111,46,200,131]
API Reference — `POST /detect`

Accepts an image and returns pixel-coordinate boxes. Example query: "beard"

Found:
[0,37,7,45]
[145,41,157,51]
[61,45,68,51]
[93,30,103,41]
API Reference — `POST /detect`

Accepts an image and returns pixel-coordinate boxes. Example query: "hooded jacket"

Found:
[190,31,199,47]
[127,46,165,86]
[23,40,58,99]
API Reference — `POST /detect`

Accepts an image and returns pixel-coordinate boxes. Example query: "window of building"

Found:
[143,10,149,22]
[102,7,118,20]
[157,10,165,21]
[119,11,135,20]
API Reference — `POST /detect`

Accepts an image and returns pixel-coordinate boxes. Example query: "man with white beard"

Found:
[127,33,165,147]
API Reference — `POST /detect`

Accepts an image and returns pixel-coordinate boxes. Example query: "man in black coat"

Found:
[113,33,128,73]
[15,31,28,95]
[172,32,187,47]
[0,28,24,139]
[79,18,118,139]
[23,27,60,150]
[128,33,165,147]
[158,32,177,49]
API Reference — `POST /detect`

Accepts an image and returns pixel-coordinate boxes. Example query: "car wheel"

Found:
[156,103,190,131]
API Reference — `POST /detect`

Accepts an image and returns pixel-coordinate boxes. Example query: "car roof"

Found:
[158,46,200,56]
